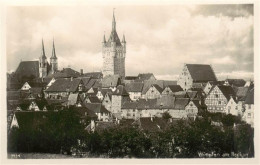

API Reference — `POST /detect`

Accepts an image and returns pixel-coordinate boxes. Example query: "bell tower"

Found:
[102,10,126,79]
[39,39,48,78]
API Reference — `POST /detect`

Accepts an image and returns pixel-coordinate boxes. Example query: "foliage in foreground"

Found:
[8,111,254,158]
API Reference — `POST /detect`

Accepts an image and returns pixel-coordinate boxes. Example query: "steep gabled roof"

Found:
[45,78,82,92]
[71,106,98,119]
[217,85,236,100]
[125,82,144,92]
[113,85,129,96]
[136,73,155,82]
[101,75,120,88]
[15,61,40,80]
[166,85,183,93]
[163,80,177,87]
[152,84,163,93]
[84,103,110,113]
[186,64,217,82]
[174,98,190,110]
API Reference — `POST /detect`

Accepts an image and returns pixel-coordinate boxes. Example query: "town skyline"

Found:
[7,5,254,80]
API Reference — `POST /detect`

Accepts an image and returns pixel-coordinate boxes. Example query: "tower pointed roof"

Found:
[103,34,106,43]
[51,39,57,59]
[41,39,46,59]
[122,34,126,43]
[107,10,121,46]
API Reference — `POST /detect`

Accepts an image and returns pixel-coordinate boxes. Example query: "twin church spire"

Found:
[39,38,58,77]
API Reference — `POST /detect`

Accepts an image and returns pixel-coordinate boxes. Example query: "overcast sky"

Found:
[6,4,254,80]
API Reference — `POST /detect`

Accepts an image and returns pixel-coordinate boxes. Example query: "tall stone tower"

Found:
[39,39,48,78]
[102,11,126,79]
[50,39,58,74]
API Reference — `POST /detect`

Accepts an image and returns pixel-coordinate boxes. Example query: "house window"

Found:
[248,105,251,109]
[215,94,218,98]
[218,101,221,105]
[248,113,251,118]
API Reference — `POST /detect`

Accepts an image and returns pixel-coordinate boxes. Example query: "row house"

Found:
[84,103,112,121]
[177,64,217,91]
[161,85,183,96]
[242,88,254,127]
[125,82,144,101]
[96,88,113,100]
[16,99,49,111]
[203,81,224,95]
[121,96,200,120]
[144,84,163,99]
[225,86,250,116]
[44,77,84,99]
[205,85,236,113]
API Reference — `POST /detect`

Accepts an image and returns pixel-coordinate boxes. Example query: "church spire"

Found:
[41,39,46,58]
[51,38,57,59]
[112,8,116,31]
[103,33,106,43]
[122,34,126,43]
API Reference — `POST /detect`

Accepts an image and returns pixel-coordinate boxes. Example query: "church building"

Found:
[102,11,126,79]
[14,39,58,81]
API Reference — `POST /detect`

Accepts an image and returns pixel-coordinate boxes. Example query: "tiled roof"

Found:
[163,80,177,87]
[84,103,110,113]
[226,79,246,87]
[83,72,103,79]
[137,117,168,132]
[186,64,217,82]
[141,80,164,94]
[100,88,113,96]
[113,85,129,96]
[173,91,188,98]
[86,96,101,103]
[235,87,249,101]
[125,82,144,92]
[71,106,98,119]
[122,101,138,109]
[174,98,190,109]
[125,76,138,80]
[186,91,198,99]
[45,78,82,92]
[47,68,80,78]
[245,88,254,104]
[156,95,175,109]
[192,82,207,89]
[15,61,40,80]
[136,99,157,109]
[152,84,163,93]
[217,85,236,100]
[166,85,183,93]
[101,75,120,88]
[136,73,155,82]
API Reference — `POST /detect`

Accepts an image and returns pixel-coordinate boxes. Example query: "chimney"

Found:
[71,77,73,81]
[80,69,83,75]
[90,120,95,132]
[151,115,153,122]
[169,118,173,123]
